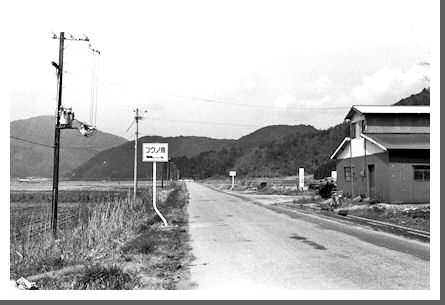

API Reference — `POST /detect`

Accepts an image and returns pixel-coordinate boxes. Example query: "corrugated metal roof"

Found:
[345,105,430,120]
[362,133,430,150]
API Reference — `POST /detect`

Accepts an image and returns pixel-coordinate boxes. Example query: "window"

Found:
[344,166,354,182]
[413,165,430,181]
[350,121,365,139]
[350,123,356,138]
[361,120,366,133]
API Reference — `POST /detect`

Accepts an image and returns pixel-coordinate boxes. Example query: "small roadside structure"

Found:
[330,105,430,204]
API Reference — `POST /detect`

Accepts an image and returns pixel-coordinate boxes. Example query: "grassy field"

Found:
[10,181,191,290]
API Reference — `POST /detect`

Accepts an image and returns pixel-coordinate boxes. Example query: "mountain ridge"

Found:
[13,88,429,179]
[10,115,128,178]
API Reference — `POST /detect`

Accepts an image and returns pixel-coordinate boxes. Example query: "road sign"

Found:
[142,143,168,162]
[142,143,169,227]
[229,171,236,189]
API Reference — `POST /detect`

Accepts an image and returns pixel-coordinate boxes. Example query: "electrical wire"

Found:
[147,116,263,128]
[171,95,350,110]
[125,119,135,133]
[61,70,350,111]
[10,136,120,150]
[10,136,53,148]
[94,54,100,127]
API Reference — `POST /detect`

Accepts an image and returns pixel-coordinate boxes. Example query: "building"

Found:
[330,105,430,204]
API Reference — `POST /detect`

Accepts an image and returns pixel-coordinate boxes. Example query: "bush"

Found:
[73,264,132,290]
[318,181,336,199]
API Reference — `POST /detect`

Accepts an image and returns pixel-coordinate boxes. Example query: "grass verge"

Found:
[10,182,191,290]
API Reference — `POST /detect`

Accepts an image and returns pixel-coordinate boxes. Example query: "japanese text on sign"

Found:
[142,143,168,162]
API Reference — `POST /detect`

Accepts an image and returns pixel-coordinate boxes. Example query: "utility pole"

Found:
[133,109,140,203]
[133,108,146,202]
[50,32,64,240]
[50,32,90,239]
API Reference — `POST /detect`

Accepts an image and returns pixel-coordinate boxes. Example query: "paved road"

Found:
[186,182,429,290]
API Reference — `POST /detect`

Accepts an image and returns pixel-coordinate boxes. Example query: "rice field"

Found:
[10,180,188,289]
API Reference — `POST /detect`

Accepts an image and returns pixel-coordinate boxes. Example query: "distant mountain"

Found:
[69,88,432,180]
[393,88,430,106]
[10,116,128,178]
[171,124,335,178]
[175,89,431,179]
[235,124,317,151]
[71,135,236,179]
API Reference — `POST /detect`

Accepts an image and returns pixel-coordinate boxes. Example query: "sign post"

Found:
[229,171,236,190]
[299,167,304,190]
[143,143,169,227]
[331,170,337,182]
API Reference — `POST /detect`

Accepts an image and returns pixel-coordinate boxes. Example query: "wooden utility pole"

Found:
[50,32,91,239]
[133,109,140,203]
[50,32,65,240]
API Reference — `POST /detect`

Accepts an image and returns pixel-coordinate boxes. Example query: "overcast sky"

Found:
[7,0,437,140]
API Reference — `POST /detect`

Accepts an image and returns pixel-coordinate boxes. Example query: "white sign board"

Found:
[331,171,337,182]
[142,143,168,162]
[229,171,236,177]
[298,167,304,189]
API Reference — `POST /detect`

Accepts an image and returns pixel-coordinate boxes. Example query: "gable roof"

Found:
[331,133,429,160]
[361,133,430,150]
[345,105,430,120]
[330,137,350,159]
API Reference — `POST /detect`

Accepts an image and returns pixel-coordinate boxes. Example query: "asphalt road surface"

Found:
[185,182,429,290]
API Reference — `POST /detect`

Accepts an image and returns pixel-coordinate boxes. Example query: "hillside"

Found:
[235,124,317,151]
[394,88,430,106]
[71,135,236,179]
[170,124,332,178]
[10,116,128,178]
[171,123,348,178]
[69,88,431,180]
[174,88,430,179]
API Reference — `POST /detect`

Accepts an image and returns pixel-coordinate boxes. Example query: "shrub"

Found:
[73,264,132,290]
[318,181,336,199]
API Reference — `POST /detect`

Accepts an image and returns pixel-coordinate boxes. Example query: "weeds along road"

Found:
[185,182,429,290]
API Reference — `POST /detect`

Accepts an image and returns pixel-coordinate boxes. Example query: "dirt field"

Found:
[204,179,430,233]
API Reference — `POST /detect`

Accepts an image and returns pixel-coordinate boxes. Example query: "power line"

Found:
[10,136,120,150]
[171,95,350,110]
[147,116,263,128]
[10,136,53,148]
[60,70,349,111]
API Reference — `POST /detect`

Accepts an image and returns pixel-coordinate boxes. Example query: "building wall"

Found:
[336,152,389,201]
[388,163,430,203]
[388,149,430,203]
[336,150,430,203]
[336,138,385,159]
[365,113,430,134]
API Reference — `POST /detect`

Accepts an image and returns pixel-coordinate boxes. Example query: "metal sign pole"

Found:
[153,162,168,227]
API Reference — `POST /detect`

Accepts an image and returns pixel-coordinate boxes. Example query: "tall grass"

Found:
[10,186,172,282]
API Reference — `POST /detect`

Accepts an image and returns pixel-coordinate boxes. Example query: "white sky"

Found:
[7,0,437,139]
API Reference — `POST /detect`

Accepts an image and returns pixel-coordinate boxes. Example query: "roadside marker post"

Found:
[299,167,304,191]
[229,171,236,190]
[143,143,169,227]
